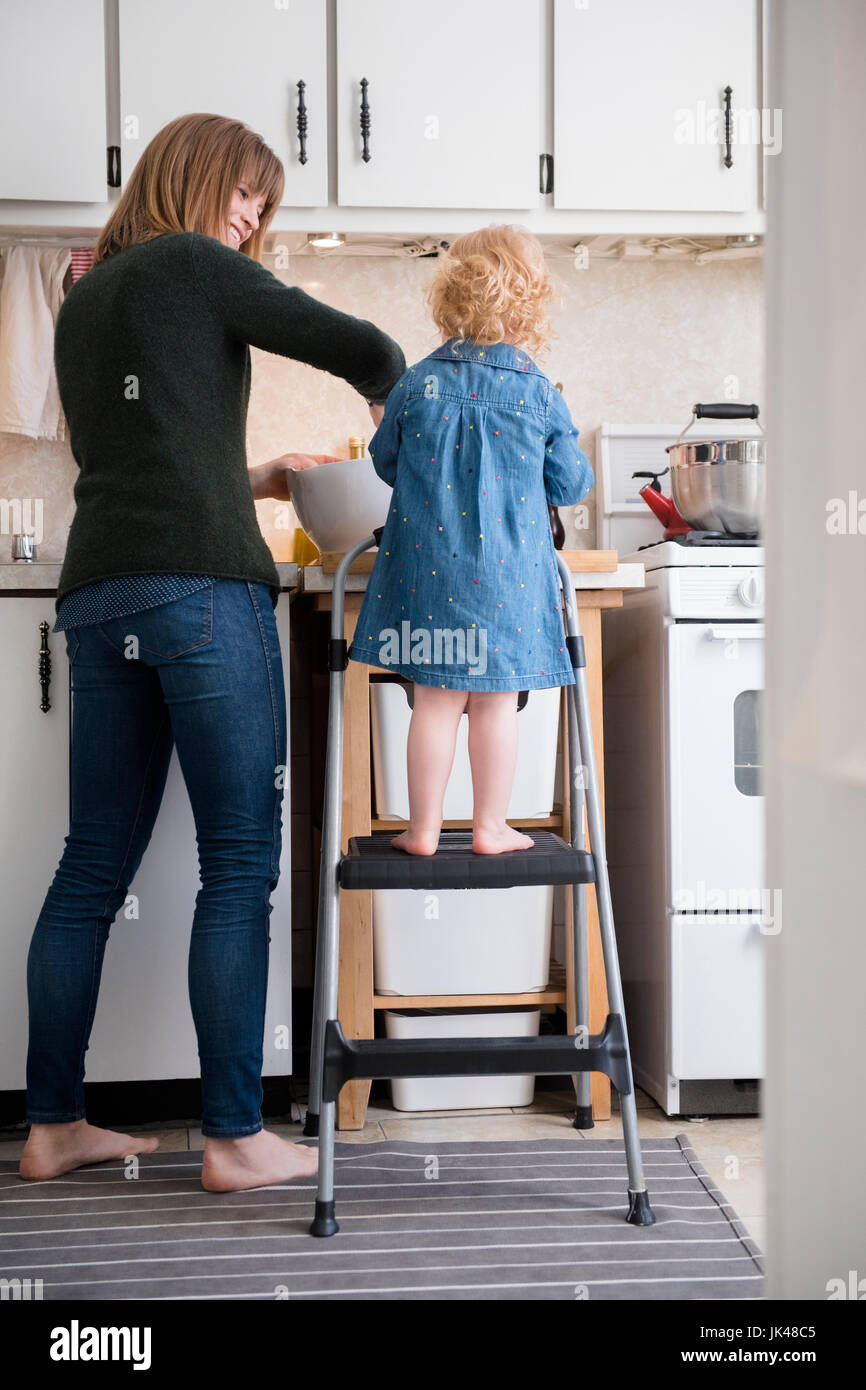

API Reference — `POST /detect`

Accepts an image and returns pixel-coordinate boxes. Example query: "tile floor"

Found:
[0,1084,765,1253]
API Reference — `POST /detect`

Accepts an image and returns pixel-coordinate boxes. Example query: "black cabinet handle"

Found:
[296,80,308,165]
[360,77,371,162]
[107,145,121,188]
[723,85,733,168]
[38,620,51,713]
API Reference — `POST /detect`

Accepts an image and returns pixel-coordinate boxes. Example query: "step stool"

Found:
[304,528,656,1236]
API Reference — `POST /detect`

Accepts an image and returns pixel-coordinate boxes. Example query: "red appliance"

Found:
[632,469,693,539]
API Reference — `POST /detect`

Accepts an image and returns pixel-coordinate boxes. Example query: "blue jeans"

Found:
[25,579,286,1138]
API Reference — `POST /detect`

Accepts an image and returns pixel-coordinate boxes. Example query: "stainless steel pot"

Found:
[665,403,766,536]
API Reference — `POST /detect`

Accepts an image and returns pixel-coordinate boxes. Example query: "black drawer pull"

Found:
[360,78,371,162]
[39,620,51,713]
[297,79,308,165]
[723,85,733,168]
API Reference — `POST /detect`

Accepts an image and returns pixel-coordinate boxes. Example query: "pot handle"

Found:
[674,402,764,446]
[694,403,760,420]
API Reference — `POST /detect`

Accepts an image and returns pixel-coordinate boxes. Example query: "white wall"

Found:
[765,0,866,1298]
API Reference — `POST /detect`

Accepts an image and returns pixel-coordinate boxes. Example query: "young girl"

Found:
[347,225,593,856]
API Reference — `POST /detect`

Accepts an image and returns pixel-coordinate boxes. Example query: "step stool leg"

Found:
[574,665,656,1224]
[566,680,593,1130]
[309,539,375,1234]
[311,1099,339,1237]
[309,664,345,1236]
[303,866,329,1137]
[556,554,656,1226]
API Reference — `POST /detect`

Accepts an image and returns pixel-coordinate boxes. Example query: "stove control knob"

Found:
[737,572,763,607]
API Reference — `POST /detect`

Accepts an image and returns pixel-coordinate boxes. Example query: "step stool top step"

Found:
[339,831,595,891]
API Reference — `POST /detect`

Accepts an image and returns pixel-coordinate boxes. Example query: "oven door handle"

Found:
[707,625,764,640]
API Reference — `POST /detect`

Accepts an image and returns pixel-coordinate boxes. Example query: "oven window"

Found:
[734,690,762,796]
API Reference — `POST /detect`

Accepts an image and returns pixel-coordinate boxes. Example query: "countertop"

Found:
[298,553,646,593]
[0,553,646,596]
[0,562,301,593]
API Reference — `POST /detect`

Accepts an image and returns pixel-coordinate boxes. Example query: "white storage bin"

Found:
[370,680,561,819]
[373,884,553,995]
[383,1006,540,1111]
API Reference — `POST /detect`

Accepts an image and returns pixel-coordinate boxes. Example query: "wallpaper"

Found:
[0,251,764,562]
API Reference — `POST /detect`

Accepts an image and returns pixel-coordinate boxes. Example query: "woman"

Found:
[19,113,405,1192]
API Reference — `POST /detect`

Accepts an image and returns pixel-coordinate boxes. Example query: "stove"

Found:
[627,536,765,566]
[602,534,766,1116]
[640,530,762,550]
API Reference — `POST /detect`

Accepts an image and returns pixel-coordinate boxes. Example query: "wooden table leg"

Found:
[335,602,373,1131]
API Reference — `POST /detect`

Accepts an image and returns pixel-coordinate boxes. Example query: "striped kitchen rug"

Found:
[0,1136,764,1300]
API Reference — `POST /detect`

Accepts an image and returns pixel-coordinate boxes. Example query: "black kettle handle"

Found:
[632,468,669,493]
[694,403,760,421]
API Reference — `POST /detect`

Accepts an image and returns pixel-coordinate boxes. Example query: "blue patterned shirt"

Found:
[53,574,216,633]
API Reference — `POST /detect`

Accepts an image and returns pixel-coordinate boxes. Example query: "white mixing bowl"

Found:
[285,456,393,553]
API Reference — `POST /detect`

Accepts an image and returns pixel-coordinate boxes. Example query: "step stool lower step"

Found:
[321,1014,632,1103]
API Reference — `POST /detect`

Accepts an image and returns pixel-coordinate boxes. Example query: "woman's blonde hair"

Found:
[94,113,285,264]
[424,224,557,361]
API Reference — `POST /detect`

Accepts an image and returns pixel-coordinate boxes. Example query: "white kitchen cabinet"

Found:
[0,0,766,233]
[0,598,70,1089]
[336,0,541,210]
[0,0,107,201]
[554,0,759,212]
[117,0,327,208]
[0,592,293,1092]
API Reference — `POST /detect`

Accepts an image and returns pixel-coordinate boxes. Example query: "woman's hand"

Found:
[250,454,342,501]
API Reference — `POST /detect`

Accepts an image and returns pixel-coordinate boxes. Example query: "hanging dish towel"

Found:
[0,244,71,441]
[69,248,94,282]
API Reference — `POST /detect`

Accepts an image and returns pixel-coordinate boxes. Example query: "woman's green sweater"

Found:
[53,231,406,601]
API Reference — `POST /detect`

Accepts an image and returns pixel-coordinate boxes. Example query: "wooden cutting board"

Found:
[315,549,618,574]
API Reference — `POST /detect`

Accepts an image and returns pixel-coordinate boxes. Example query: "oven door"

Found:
[666,621,765,909]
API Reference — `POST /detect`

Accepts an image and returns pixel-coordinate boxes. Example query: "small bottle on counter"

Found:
[348,436,366,459]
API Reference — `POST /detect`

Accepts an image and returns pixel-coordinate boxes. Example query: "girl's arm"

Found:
[543,384,594,506]
[188,233,406,405]
[367,372,408,487]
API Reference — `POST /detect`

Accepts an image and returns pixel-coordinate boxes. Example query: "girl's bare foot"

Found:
[201,1129,319,1192]
[473,824,535,855]
[19,1119,160,1181]
[390,827,440,855]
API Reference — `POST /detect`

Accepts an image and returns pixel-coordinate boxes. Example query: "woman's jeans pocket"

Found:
[98,585,214,661]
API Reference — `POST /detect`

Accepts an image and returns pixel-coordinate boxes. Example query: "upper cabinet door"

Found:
[117,0,327,208]
[554,0,759,212]
[336,0,541,209]
[0,0,106,201]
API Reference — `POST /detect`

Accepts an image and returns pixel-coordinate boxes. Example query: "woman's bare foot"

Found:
[201,1130,319,1192]
[19,1119,160,1181]
[390,827,440,855]
[473,824,535,855]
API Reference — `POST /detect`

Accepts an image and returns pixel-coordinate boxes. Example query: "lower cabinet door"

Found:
[670,913,766,1080]
[86,593,293,1083]
[0,599,70,1091]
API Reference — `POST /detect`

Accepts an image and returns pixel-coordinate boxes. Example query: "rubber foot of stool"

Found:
[302,1111,319,1137]
[626,1189,657,1226]
[573,1105,594,1130]
[310,1200,339,1238]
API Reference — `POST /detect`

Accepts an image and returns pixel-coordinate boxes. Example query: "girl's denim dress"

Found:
[347,336,593,691]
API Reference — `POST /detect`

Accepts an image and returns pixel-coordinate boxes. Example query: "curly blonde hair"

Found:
[94,113,284,264]
[424,225,557,361]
